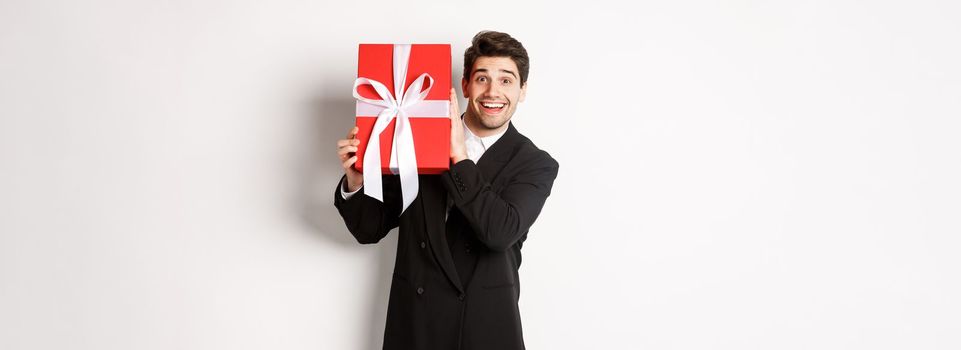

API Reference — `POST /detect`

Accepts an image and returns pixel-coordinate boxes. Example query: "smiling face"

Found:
[461,56,527,137]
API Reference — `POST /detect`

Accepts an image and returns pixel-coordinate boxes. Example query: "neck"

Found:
[464,111,509,138]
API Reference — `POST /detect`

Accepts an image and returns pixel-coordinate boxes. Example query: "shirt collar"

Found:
[462,113,508,150]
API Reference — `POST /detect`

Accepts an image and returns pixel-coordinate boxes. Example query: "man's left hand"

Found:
[449,88,468,163]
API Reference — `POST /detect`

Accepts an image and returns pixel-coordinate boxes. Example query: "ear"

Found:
[519,81,527,103]
[461,77,469,98]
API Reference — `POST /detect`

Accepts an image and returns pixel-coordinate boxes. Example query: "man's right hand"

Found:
[337,126,363,192]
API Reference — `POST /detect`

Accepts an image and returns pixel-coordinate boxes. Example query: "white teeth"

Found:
[482,102,505,108]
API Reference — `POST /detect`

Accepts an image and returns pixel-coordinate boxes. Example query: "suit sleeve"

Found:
[442,151,559,252]
[339,177,361,200]
[333,174,402,244]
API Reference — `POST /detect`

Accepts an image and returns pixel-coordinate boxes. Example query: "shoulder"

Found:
[511,128,559,173]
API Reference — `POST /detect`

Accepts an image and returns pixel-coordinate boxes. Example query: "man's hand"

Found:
[449,88,468,163]
[337,126,363,192]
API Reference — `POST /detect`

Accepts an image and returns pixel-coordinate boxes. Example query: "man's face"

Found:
[461,56,527,134]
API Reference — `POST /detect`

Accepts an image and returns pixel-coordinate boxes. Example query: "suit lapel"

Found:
[421,177,464,293]
[476,122,523,180]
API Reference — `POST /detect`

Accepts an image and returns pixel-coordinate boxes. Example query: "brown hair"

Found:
[463,31,530,86]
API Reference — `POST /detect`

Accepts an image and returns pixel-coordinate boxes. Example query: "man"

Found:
[334,31,559,350]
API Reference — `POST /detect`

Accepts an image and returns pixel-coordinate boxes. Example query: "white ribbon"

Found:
[352,44,449,214]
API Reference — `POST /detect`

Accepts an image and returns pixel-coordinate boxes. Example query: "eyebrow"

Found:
[474,68,518,79]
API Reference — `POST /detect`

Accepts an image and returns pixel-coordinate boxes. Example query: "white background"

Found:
[2,0,960,349]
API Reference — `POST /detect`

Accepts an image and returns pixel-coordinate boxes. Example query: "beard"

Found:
[470,103,514,131]
[477,114,510,129]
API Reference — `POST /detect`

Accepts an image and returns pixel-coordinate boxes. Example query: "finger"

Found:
[449,88,456,116]
[344,155,358,168]
[337,145,358,156]
[346,126,359,140]
[337,140,360,152]
[449,88,459,118]
[337,139,361,147]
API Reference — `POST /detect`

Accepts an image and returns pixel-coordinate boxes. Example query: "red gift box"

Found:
[353,44,451,174]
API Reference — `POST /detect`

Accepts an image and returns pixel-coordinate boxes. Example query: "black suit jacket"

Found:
[334,121,559,350]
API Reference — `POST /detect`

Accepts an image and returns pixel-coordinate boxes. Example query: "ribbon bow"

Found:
[352,44,446,214]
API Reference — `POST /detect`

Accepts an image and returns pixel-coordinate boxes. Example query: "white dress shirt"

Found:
[340,115,507,200]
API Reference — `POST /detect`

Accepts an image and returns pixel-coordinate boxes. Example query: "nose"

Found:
[481,82,502,99]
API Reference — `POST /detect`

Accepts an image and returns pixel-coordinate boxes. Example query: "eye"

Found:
[501,78,512,84]
[477,76,487,82]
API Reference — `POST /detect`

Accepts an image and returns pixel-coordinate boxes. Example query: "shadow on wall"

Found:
[295,76,397,350]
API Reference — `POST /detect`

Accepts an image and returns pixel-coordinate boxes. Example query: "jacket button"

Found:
[458,293,465,301]
[416,287,424,295]
[420,241,426,249]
